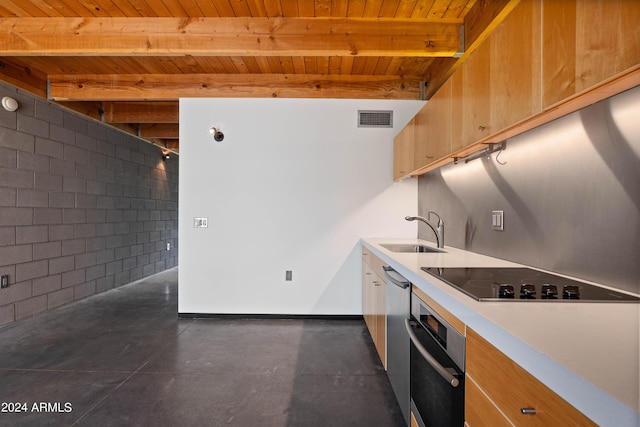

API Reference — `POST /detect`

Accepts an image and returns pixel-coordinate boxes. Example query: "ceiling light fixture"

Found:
[2,96,18,112]
[209,127,224,142]
[161,150,171,161]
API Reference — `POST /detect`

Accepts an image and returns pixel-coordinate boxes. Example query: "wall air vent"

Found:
[357,110,393,128]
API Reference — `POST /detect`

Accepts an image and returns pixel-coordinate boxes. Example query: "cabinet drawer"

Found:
[465,376,511,427]
[466,328,596,426]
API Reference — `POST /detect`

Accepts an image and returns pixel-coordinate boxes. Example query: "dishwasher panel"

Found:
[384,266,411,426]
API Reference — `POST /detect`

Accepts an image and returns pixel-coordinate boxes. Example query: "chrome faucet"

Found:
[405,211,445,248]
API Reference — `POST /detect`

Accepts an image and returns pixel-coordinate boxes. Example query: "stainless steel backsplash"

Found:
[418,85,640,295]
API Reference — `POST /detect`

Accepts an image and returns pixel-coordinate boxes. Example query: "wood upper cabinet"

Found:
[542,0,577,106]
[452,40,492,149]
[465,328,596,427]
[361,248,386,368]
[393,117,416,181]
[392,0,639,180]
[543,0,640,107]
[453,0,542,150]
[415,78,453,170]
[489,0,542,132]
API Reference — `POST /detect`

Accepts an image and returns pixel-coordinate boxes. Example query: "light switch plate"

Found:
[492,210,504,231]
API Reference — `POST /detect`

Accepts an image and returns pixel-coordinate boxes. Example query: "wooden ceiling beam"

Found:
[101,101,179,123]
[163,140,180,150]
[138,123,179,139]
[0,57,47,97]
[47,73,422,100]
[55,100,103,121]
[0,17,462,57]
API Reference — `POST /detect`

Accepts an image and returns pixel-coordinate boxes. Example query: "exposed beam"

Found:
[163,140,180,150]
[47,74,422,100]
[55,101,103,121]
[138,123,179,139]
[422,0,521,99]
[101,101,179,123]
[0,17,462,57]
[0,58,47,97]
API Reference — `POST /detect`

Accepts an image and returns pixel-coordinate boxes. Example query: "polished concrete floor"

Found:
[0,268,405,427]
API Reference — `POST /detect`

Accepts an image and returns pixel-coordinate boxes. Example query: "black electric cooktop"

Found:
[420,267,639,302]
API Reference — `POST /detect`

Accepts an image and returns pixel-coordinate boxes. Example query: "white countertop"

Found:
[361,238,640,427]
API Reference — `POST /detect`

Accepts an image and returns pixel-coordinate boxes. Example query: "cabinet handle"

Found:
[372,280,381,286]
[478,125,486,131]
[520,408,537,415]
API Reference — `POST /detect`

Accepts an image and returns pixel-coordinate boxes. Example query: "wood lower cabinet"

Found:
[465,378,513,427]
[410,411,419,427]
[465,328,596,427]
[361,248,386,368]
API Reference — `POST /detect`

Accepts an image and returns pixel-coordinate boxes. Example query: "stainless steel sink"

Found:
[380,243,444,253]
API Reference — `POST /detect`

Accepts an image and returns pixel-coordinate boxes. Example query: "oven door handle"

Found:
[405,319,460,388]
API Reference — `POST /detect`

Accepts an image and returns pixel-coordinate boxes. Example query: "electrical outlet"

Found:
[166,242,171,251]
[492,210,504,231]
[1,275,8,288]
[193,217,208,228]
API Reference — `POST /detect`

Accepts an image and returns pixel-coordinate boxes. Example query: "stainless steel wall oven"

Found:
[406,296,465,426]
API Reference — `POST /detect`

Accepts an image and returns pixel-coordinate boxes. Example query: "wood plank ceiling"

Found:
[0,0,519,153]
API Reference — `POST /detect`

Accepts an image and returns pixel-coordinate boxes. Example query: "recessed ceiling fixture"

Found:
[2,96,18,112]
[209,127,224,142]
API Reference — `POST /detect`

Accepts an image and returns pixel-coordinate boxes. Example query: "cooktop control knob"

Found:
[541,284,558,299]
[520,283,536,299]
[498,284,515,298]
[563,285,580,299]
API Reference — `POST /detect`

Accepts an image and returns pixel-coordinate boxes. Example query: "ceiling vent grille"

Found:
[358,110,393,128]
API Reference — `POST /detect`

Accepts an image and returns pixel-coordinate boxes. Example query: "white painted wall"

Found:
[178,98,424,314]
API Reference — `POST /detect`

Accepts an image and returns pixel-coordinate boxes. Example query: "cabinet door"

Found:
[465,377,512,427]
[361,249,387,367]
[414,78,452,169]
[576,0,640,92]
[362,263,376,335]
[543,0,640,107]
[466,328,596,426]
[375,279,386,368]
[452,41,492,149]
[393,117,416,180]
[542,0,577,106]
[489,0,542,131]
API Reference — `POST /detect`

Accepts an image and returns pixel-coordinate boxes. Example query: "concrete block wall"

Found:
[0,82,178,327]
